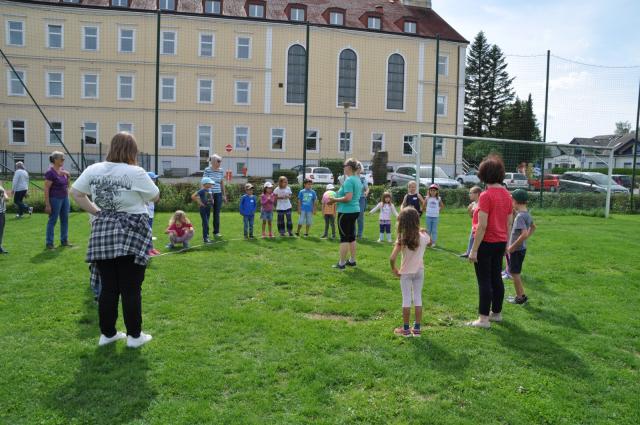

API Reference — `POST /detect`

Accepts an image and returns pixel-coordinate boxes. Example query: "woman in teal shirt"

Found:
[328,158,363,269]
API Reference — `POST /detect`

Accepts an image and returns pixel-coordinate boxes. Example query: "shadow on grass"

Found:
[340,268,388,287]
[30,248,62,263]
[410,337,470,375]
[523,304,587,333]
[47,347,156,424]
[493,321,592,379]
[523,274,558,296]
[76,292,98,340]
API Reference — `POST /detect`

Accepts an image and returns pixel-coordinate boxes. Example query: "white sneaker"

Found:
[98,331,126,346]
[377,238,383,243]
[489,312,503,322]
[127,332,153,348]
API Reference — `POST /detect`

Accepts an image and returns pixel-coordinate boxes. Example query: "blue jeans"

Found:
[277,209,293,235]
[426,216,439,243]
[357,197,367,237]
[213,192,222,234]
[199,206,212,239]
[46,196,69,246]
[466,232,475,255]
[243,214,255,237]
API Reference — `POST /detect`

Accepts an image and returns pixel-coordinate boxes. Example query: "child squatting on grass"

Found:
[239,183,257,239]
[166,210,194,249]
[369,191,399,243]
[389,207,431,337]
[506,189,536,305]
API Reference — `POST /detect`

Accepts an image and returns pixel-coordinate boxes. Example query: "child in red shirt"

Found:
[166,210,194,249]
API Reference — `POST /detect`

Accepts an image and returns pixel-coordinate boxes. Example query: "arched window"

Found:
[387,54,405,110]
[338,49,357,106]
[286,44,306,104]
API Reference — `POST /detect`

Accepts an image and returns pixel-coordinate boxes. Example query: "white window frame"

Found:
[117,73,135,101]
[82,26,99,51]
[118,122,134,133]
[204,0,221,14]
[118,27,136,53]
[371,132,385,155]
[329,11,344,26]
[234,80,251,105]
[198,78,214,104]
[199,33,215,57]
[197,124,212,150]
[234,126,249,150]
[159,123,176,149]
[335,47,360,109]
[8,119,26,145]
[403,21,416,34]
[384,52,407,112]
[46,23,64,49]
[159,0,175,11]
[367,16,381,30]
[305,129,319,153]
[160,30,177,55]
[290,7,305,21]
[270,128,285,152]
[7,69,26,97]
[46,71,64,98]
[402,134,415,157]
[47,121,64,146]
[248,3,265,18]
[160,76,176,102]
[83,121,99,145]
[112,0,128,7]
[236,36,251,59]
[339,130,352,154]
[81,73,99,99]
[438,54,449,77]
[437,94,448,117]
[6,20,25,47]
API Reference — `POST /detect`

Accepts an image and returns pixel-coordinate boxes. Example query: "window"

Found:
[272,163,281,172]
[236,162,246,175]
[161,31,176,55]
[9,120,26,144]
[437,95,447,116]
[338,49,357,106]
[84,122,98,145]
[118,122,133,133]
[119,28,135,52]
[386,54,405,110]
[160,124,175,148]
[271,128,285,151]
[235,126,249,150]
[248,3,265,18]
[403,135,415,155]
[435,137,443,156]
[290,7,305,21]
[235,81,250,105]
[159,0,175,10]
[48,122,63,145]
[236,36,251,59]
[198,125,212,149]
[198,79,213,103]
[438,55,449,76]
[62,0,80,3]
[367,16,381,30]
[112,0,129,7]
[8,70,26,96]
[7,21,24,46]
[371,133,384,154]
[339,131,352,153]
[204,0,221,14]
[47,24,63,49]
[118,74,134,100]
[199,33,214,57]
[306,130,319,152]
[83,26,98,51]
[403,21,416,34]
[161,77,176,101]
[286,44,306,104]
[82,74,99,99]
[46,72,63,97]
[330,11,344,26]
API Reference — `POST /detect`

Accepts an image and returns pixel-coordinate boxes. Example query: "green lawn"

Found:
[0,211,638,424]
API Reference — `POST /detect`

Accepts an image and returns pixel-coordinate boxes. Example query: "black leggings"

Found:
[96,255,146,338]
[337,212,359,243]
[473,241,506,316]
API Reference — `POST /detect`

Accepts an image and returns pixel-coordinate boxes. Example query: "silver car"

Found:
[558,172,629,194]
[504,173,529,190]
[297,167,334,185]
[455,170,480,186]
[390,166,460,189]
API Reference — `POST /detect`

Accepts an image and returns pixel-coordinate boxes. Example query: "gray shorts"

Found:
[260,211,273,221]
[298,211,313,225]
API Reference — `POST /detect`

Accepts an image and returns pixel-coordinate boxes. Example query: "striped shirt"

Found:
[203,167,224,193]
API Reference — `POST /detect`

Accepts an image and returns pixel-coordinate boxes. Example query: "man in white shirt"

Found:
[12,162,32,218]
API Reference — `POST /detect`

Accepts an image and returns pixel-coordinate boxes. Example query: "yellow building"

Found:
[1,0,468,177]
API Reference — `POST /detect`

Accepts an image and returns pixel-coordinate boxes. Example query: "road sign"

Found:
[225,144,232,153]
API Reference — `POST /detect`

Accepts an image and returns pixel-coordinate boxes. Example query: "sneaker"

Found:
[28,207,33,215]
[304,234,308,237]
[508,295,528,305]
[98,331,126,346]
[320,234,328,239]
[280,233,285,237]
[332,263,346,270]
[165,243,175,249]
[0,248,8,255]
[46,244,55,250]
[262,232,267,238]
[214,233,222,238]
[127,332,153,348]
[203,238,211,244]
[412,327,422,337]
[488,312,503,322]
[61,241,73,247]
[249,235,255,239]
[377,238,383,243]
[346,260,357,267]
[288,232,294,237]
[459,253,469,258]
[15,214,22,219]
[466,320,490,329]
[268,233,273,238]
[152,236,158,241]
[394,327,412,337]
[501,271,512,280]
[295,232,300,237]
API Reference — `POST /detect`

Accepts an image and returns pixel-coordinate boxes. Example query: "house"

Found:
[545,132,638,170]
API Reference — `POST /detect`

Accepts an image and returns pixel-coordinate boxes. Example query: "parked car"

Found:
[297,167,334,185]
[389,166,461,189]
[504,173,529,190]
[611,174,633,189]
[558,172,629,194]
[338,164,373,185]
[290,164,305,175]
[528,174,561,192]
[455,170,480,186]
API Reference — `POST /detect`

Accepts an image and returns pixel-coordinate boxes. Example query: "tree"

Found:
[485,45,515,136]
[494,94,543,171]
[464,31,491,137]
[615,121,631,136]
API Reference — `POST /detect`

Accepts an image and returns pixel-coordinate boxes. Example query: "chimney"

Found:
[401,0,432,8]
[376,5,384,14]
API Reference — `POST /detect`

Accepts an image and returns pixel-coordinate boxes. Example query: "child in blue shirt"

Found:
[296,178,317,237]
[191,177,215,243]
[239,183,257,239]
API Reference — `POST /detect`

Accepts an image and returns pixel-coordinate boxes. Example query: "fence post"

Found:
[631,79,639,212]
[540,50,551,208]
[431,34,440,184]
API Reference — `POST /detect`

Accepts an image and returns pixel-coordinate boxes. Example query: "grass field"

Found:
[0,211,639,424]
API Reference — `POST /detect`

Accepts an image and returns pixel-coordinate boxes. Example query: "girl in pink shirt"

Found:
[389,207,431,337]
[369,191,399,243]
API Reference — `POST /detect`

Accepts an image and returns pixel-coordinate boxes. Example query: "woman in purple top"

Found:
[44,151,71,249]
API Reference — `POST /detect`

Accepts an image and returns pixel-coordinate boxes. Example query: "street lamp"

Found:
[342,101,351,161]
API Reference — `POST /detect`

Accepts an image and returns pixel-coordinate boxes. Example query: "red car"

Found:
[529,174,560,192]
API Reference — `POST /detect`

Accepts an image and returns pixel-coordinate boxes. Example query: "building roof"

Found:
[14,0,468,43]
[569,134,621,148]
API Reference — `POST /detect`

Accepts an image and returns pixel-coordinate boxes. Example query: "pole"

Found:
[80,126,85,171]
[302,23,310,182]
[343,108,348,162]
[431,34,440,184]
[540,50,550,208]
[99,142,102,162]
[605,148,614,218]
[415,135,421,187]
[630,80,639,211]
[154,9,161,175]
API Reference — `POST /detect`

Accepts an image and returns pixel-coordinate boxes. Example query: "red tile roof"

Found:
[16,0,468,43]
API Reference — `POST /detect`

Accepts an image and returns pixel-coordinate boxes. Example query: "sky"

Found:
[434,0,640,143]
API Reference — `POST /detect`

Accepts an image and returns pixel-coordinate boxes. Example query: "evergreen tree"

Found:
[485,45,515,136]
[464,32,491,137]
[495,94,543,171]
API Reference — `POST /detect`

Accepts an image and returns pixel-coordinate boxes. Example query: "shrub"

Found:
[273,169,297,183]
[319,159,344,183]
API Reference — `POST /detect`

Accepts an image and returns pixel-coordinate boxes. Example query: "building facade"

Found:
[1,0,468,177]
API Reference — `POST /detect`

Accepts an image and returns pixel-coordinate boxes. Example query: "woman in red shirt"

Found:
[468,156,514,328]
